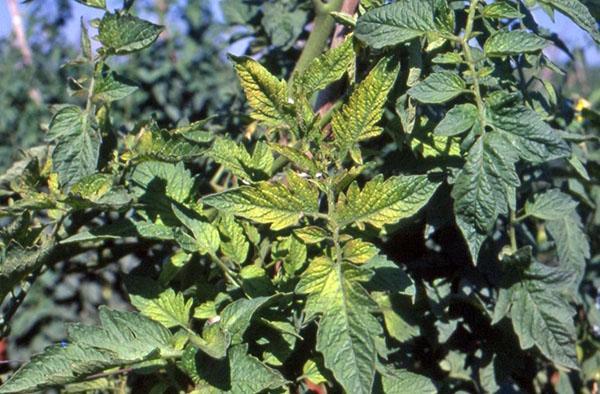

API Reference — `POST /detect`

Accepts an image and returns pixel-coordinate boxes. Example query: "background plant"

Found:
[0,0,598,393]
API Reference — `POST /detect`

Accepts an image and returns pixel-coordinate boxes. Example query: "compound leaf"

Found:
[536,0,600,44]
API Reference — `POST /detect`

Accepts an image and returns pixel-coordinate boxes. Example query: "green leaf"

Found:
[173,205,220,255]
[546,212,590,291]
[47,105,100,187]
[228,344,287,393]
[220,296,274,345]
[135,122,208,162]
[332,57,399,155]
[408,72,466,104]
[536,0,600,44]
[335,175,440,229]
[0,244,52,305]
[0,308,175,394]
[343,239,379,264]
[452,133,520,261]
[208,139,273,182]
[434,103,479,136]
[131,288,193,329]
[484,30,547,57]
[98,13,163,55]
[296,257,381,394]
[380,367,437,394]
[526,189,578,220]
[296,36,355,95]
[93,66,138,102]
[495,252,578,369]
[230,55,295,130]
[355,0,450,49]
[293,226,329,244]
[217,214,249,264]
[130,161,195,222]
[189,323,231,359]
[271,235,307,275]
[203,172,319,231]
[74,0,106,9]
[482,2,523,19]
[487,102,570,162]
[268,144,319,176]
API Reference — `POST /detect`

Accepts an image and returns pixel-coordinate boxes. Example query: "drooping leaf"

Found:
[332,57,399,155]
[296,36,355,95]
[0,308,175,394]
[493,251,579,370]
[203,172,319,231]
[355,0,451,49]
[98,13,163,55]
[484,30,547,57]
[230,55,295,130]
[335,175,440,229]
[408,72,466,104]
[47,106,100,187]
[546,211,590,291]
[452,133,520,261]
[296,257,381,394]
[434,103,479,136]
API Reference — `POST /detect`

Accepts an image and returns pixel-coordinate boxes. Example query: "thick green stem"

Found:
[290,0,345,83]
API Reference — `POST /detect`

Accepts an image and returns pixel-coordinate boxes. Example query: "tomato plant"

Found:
[0,0,599,392]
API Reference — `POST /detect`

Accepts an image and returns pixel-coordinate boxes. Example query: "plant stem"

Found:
[461,0,486,130]
[290,0,345,83]
[209,253,242,288]
[509,209,518,252]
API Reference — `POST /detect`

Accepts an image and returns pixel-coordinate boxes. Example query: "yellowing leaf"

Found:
[203,172,319,230]
[296,256,380,393]
[333,57,399,156]
[230,55,295,130]
[296,36,355,95]
[335,175,440,229]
